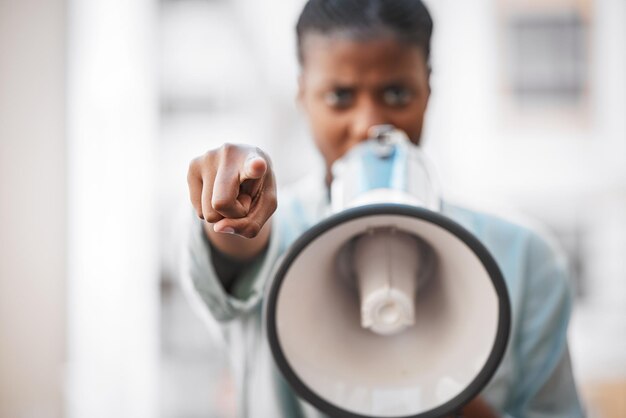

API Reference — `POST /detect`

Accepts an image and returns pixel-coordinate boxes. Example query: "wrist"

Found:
[203,218,272,261]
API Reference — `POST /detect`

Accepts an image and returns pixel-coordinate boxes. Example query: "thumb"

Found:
[241,154,268,182]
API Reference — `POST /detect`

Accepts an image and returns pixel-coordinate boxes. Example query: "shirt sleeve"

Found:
[209,233,269,295]
[181,213,282,323]
[504,233,585,418]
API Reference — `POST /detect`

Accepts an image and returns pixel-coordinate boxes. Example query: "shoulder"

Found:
[442,201,571,306]
[442,201,566,269]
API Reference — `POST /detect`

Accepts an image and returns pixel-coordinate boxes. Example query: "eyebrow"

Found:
[329,84,356,90]
[325,78,413,91]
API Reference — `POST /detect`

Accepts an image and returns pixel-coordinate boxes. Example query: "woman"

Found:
[185,1,584,416]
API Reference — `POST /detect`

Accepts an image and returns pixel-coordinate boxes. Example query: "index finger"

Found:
[211,160,249,219]
[239,153,268,183]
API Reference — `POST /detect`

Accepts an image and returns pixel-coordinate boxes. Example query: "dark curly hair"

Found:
[296,0,433,65]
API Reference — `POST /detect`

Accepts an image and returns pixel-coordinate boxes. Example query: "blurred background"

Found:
[1,0,624,417]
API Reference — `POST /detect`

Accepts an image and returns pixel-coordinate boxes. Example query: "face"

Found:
[298,33,431,173]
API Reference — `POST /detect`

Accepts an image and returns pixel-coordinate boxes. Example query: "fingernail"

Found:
[245,153,260,163]
[216,227,235,234]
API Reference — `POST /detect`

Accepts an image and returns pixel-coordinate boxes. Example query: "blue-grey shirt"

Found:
[183,170,585,418]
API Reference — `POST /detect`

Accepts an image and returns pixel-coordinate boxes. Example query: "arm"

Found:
[451,233,583,418]
[183,144,279,323]
[462,397,500,418]
[503,234,584,417]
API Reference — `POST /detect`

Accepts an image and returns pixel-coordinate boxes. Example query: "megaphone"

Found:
[265,126,511,418]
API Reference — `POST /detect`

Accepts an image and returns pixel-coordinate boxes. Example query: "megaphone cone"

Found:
[265,128,511,418]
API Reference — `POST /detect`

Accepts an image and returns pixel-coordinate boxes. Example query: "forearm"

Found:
[203,218,272,261]
[461,396,500,418]
[443,397,500,418]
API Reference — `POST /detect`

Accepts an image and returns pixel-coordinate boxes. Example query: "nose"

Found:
[350,99,388,145]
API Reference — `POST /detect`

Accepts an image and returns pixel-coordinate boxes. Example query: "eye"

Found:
[324,88,354,109]
[383,86,413,107]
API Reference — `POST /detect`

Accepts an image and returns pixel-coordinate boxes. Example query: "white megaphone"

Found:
[265,126,511,418]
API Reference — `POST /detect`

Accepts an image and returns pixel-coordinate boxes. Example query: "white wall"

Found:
[66,0,159,417]
[0,0,66,417]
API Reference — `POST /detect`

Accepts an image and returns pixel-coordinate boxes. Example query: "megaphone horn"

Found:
[265,127,511,418]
